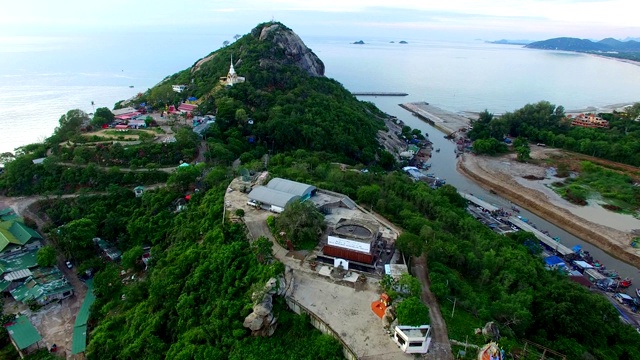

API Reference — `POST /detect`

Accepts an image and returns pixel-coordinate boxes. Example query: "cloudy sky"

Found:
[1,0,638,41]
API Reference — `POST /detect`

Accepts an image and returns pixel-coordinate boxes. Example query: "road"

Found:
[412,255,454,360]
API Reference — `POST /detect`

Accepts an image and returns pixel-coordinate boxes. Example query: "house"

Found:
[93,237,121,261]
[178,103,198,114]
[133,186,144,198]
[393,325,432,354]
[112,107,141,120]
[567,113,609,128]
[172,85,187,93]
[128,119,146,128]
[9,267,74,306]
[0,219,43,256]
[3,315,43,357]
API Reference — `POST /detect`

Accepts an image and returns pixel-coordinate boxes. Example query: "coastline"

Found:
[457,152,640,267]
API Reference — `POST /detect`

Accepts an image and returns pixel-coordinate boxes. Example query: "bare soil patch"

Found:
[457,149,640,266]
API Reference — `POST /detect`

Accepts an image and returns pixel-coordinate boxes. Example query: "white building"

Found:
[172,85,187,93]
[393,325,431,354]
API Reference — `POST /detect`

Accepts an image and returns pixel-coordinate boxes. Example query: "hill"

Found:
[526,36,640,53]
[138,22,388,166]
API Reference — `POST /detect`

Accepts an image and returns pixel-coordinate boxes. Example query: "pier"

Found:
[460,192,575,256]
[584,268,607,281]
[400,102,475,136]
[351,92,408,96]
[508,217,575,256]
[459,193,499,212]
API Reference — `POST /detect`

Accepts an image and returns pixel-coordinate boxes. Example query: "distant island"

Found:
[353,40,365,45]
[487,39,533,45]
[525,37,640,62]
[399,40,408,44]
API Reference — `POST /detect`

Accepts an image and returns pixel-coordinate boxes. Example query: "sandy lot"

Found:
[458,147,640,266]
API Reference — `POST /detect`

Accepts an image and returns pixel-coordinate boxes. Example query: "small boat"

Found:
[619,278,633,288]
[435,148,440,152]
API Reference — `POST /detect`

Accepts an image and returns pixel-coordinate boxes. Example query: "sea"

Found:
[2,33,640,155]
[2,32,640,282]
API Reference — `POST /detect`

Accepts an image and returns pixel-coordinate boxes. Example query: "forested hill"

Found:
[525,37,640,53]
[139,22,388,165]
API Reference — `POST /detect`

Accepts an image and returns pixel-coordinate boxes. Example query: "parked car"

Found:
[65,261,73,269]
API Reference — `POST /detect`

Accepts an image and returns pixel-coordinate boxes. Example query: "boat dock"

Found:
[508,217,575,256]
[584,268,607,281]
[460,192,574,256]
[459,193,499,212]
[352,92,408,96]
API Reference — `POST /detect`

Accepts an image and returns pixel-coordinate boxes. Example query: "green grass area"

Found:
[440,302,486,346]
[551,161,639,211]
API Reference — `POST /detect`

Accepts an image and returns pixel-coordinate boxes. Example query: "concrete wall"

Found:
[285,297,359,360]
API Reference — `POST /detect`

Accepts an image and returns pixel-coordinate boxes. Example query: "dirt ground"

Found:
[457,147,640,267]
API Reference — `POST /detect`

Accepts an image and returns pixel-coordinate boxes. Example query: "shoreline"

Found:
[457,153,640,268]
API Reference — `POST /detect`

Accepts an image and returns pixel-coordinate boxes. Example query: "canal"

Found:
[366,96,640,294]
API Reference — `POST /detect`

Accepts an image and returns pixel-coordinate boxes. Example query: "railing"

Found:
[285,296,359,360]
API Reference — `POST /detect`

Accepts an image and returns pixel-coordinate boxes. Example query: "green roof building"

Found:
[0,219,42,253]
[3,315,42,355]
[72,280,94,355]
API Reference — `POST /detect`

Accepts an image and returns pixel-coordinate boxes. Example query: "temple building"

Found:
[220,56,245,86]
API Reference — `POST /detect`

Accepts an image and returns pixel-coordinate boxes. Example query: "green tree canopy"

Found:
[36,246,57,267]
[275,201,325,249]
[396,297,430,326]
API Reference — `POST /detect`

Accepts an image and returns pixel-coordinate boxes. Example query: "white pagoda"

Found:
[220,56,245,87]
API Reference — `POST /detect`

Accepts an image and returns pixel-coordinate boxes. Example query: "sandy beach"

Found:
[457,147,640,267]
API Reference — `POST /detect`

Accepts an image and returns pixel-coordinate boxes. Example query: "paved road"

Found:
[412,255,454,360]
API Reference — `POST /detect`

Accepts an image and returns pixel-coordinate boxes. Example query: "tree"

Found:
[357,184,381,209]
[223,40,230,47]
[395,232,424,258]
[91,107,115,128]
[121,245,144,270]
[233,34,241,42]
[55,218,97,261]
[396,297,430,326]
[275,201,325,249]
[36,246,57,267]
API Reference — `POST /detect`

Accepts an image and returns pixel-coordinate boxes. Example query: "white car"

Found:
[65,261,73,269]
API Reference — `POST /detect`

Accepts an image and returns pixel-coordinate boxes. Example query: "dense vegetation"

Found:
[266,150,640,358]
[2,21,640,360]
[525,37,640,62]
[469,101,640,166]
[137,22,390,167]
[552,161,640,209]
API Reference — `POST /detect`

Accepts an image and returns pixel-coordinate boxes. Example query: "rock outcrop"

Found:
[242,271,293,337]
[252,23,325,77]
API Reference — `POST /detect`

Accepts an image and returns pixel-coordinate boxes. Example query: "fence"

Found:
[285,296,359,360]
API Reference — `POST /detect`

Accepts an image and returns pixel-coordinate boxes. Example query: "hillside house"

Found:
[567,113,609,128]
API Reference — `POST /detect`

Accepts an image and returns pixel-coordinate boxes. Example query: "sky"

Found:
[1,0,639,44]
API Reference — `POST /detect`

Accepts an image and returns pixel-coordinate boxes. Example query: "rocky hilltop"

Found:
[252,23,324,77]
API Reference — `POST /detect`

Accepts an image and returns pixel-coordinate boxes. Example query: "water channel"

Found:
[365,96,640,294]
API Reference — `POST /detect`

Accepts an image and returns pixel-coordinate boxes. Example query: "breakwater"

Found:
[352,92,408,96]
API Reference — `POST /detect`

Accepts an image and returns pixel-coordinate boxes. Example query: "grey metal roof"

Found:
[248,186,300,208]
[266,178,316,197]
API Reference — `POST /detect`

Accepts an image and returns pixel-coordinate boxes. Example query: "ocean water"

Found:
[2,34,640,154]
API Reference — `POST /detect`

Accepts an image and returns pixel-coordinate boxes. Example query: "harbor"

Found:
[461,192,639,308]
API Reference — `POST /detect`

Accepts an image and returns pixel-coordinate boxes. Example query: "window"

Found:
[409,341,423,348]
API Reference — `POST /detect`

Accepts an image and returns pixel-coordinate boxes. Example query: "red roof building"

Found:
[178,103,198,113]
[567,113,609,129]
